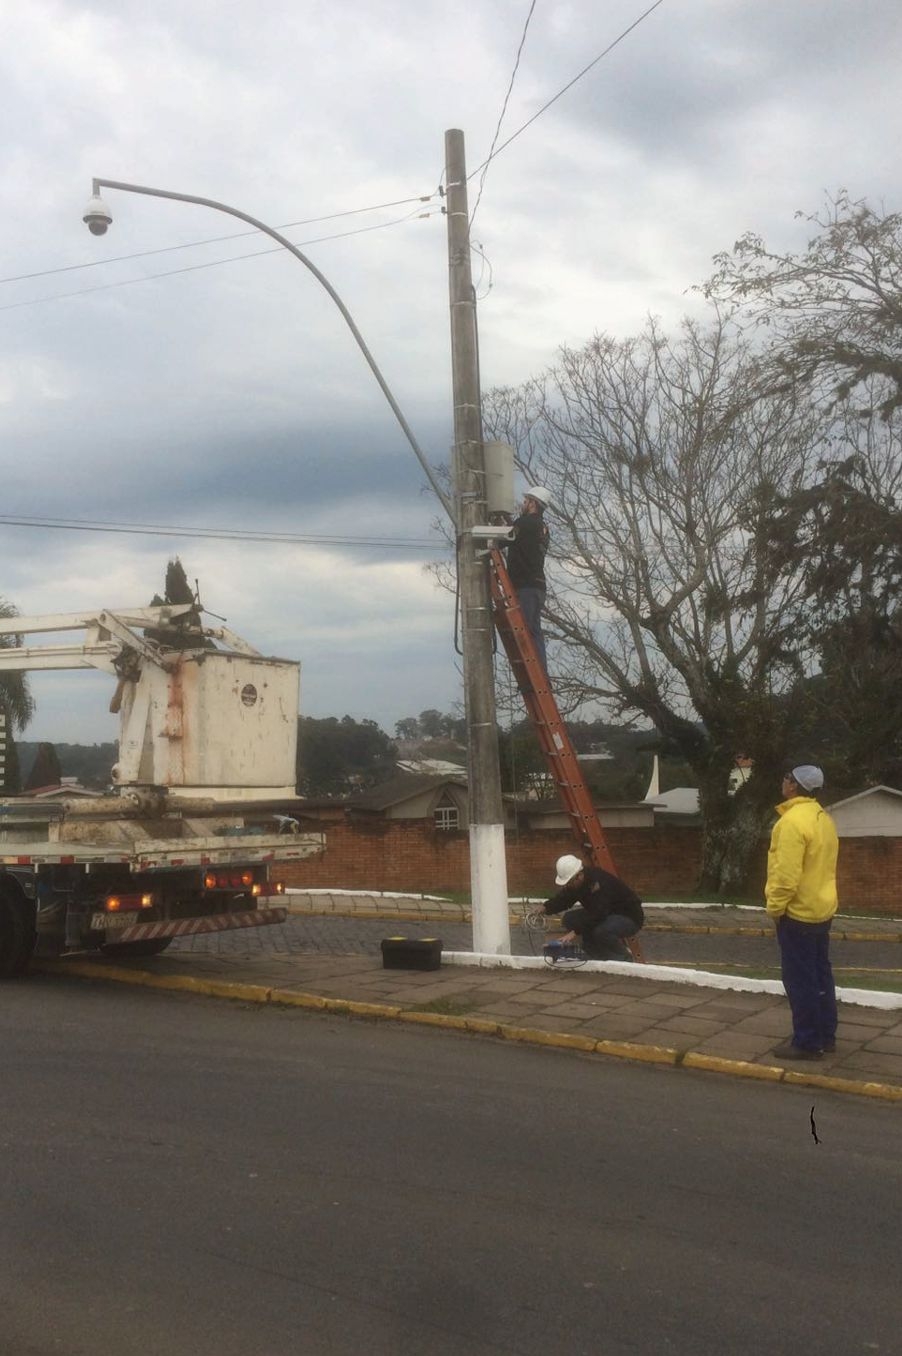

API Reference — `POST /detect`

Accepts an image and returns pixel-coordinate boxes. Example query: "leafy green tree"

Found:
[0,598,35,794]
[762,442,902,789]
[418,709,446,740]
[17,742,118,789]
[24,742,62,791]
[394,717,421,741]
[296,716,398,797]
[150,557,196,606]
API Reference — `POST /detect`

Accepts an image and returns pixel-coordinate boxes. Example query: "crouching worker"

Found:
[543,854,644,961]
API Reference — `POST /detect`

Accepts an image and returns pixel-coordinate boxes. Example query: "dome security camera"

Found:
[83,194,112,236]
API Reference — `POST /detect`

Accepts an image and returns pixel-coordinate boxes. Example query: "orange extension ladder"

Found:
[489,547,643,959]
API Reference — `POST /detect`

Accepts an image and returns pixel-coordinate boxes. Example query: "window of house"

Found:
[434,802,460,831]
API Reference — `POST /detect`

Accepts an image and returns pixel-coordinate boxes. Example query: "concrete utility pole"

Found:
[444,129,511,955]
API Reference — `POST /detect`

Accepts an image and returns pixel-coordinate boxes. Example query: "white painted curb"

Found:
[441,951,902,1010]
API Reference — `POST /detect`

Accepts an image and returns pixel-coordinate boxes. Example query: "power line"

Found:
[0,513,441,551]
[0,207,441,313]
[469,0,667,181]
[470,0,538,228]
[0,190,440,288]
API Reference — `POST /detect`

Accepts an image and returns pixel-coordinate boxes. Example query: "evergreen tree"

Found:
[0,598,35,794]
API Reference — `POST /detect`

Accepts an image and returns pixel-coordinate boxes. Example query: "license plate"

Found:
[90,911,140,931]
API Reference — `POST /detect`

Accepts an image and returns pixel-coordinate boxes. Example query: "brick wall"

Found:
[283,818,902,915]
[835,837,902,915]
[282,818,701,898]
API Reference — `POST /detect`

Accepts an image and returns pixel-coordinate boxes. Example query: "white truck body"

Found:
[0,604,322,972]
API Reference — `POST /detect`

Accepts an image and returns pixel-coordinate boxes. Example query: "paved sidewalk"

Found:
[42,902,902,1103]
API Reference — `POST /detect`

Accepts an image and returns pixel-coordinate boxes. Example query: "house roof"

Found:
[396,757,466,776]
[349,772,466,813]
[827,785,902,811]
[645,787,701,817]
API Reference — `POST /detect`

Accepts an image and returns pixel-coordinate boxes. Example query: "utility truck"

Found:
[0,602,322,976]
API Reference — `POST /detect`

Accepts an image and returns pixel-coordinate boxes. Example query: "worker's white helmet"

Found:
[554,854,584,886]
[524,486,553,509]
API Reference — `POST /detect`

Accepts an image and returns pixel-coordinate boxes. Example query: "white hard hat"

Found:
[554,854,584,886]
[524,486,553,509]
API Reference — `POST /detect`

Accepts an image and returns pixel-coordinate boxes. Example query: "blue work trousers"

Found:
[516,586,547,672]
[776,915,837,1051]
[563,908,638,960]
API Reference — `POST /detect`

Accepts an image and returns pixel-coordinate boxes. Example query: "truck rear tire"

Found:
[99,937,174,958]
[0,887,36,978]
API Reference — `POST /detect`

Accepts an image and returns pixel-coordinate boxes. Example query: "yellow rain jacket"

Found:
[765,796,839,923]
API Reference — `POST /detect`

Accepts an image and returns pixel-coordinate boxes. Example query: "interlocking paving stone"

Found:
[859,1036,902,1056]
[650,1014,731,1037]
[631,1027,697,1051]
[613,1000,701,1022]
[468,1000,546,1018]
[572,1015,662,1040]
[688,1002,778,1024]
[732,1011,794,1036]
[835,1050,902,1077]
[484,990,549,1008]
[537,1001,614,1020]
[836,1013,898,1033]
[633,991,713,1010]
[500,1014,587,1033]
[534,980,617,997]
[691,1033,780,1059]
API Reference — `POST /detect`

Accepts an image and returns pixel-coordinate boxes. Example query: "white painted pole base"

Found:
[470,823,511,955]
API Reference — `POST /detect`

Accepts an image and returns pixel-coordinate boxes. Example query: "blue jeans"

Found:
[517,586,547,671]
[776,916,837,1051]
[563,908,638,960]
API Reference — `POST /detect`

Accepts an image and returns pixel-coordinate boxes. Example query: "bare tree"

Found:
[705,191,902,419]
[484,316,827,894]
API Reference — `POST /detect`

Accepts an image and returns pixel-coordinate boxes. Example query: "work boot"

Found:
[772,1041,823,1062]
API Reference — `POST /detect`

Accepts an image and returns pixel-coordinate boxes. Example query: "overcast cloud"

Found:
[1,0,899,742]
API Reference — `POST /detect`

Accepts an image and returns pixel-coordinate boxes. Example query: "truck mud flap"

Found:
[101,907,287,945]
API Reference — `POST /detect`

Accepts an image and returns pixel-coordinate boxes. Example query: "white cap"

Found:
[791,765,824,791]
[524,486,553,509]
[554,854,584,886]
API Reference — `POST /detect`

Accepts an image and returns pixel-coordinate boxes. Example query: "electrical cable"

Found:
[0,512,441,551]
[468,0,667,180]
[470,239,495,301]
[469,0,538,228]
[0,190,441,287]
[0,207,440,313]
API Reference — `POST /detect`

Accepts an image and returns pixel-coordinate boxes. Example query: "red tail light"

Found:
[203,871,257,891]
[105,893,154,913]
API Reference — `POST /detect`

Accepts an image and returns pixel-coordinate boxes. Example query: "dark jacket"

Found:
[543,866,644,929]
[506,511,549,590]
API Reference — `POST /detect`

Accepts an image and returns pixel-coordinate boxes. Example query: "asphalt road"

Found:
[2,976,898,1356]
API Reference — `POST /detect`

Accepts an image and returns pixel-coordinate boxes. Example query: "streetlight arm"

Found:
[91,178,455,522]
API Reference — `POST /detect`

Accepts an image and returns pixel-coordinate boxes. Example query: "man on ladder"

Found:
[505,486,552,671]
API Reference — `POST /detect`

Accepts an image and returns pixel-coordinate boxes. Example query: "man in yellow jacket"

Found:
[765,764,839,1061]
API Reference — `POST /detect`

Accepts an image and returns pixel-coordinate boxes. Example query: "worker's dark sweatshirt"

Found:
[543,866,645,928]
[506,512,549,589]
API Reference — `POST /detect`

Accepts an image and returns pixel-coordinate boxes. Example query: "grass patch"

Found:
[658,960,902,995]
[642,893,764,908]
[408,995,480,1016]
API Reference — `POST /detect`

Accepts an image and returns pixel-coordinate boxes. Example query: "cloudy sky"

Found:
[1,0,899,744]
